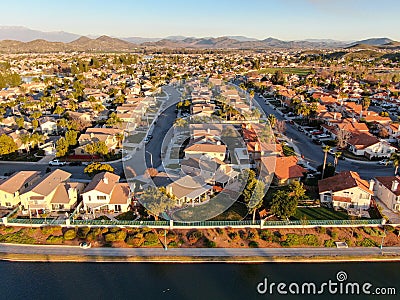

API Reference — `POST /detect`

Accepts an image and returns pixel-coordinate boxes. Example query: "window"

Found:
[88,196,91,201]
[115,205,121,212]
[97,196,107,201]
[5,202,11,207]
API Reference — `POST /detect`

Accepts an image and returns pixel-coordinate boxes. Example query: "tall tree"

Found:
[247,180,265,224]
[389,152,400,175]
[270,190,297,221]
[0,134,18,156]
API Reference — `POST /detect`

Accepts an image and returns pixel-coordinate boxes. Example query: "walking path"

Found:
[0,243,399,261]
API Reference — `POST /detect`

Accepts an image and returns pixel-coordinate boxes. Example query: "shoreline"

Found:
[1,253,400,263]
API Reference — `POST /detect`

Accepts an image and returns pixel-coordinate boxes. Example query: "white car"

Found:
[49,159,66,166]
[122,154,132,162]
[79,242,91,249]
[378,159,392,166]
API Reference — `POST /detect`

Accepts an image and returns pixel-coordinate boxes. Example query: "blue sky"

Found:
[2,0,400,40]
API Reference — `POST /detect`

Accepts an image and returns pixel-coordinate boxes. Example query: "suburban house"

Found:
[259,156,306,186]
[318,171,373,210]
[19,169,84,214]
[181,157,239,187]
[0,171,40,208]
[374,176,400,212]
[39,117,57,135]
[184,142,227,161]
[81,172,131,213]
[166,175,213,206]
[347,132,396,159]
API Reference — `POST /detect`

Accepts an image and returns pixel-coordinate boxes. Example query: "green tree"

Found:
[56,137,69,157]
[389,152,400,175]
[84,162,114,177]
[270,190,298,220]
[361,97,371,110]
[267,114,277,128]
[53,106,64,118]
[290,180,306,201]
[65,130,78,146]
[0,134,18,156]
[140,186,175,220]
[247,180,265,224]
[16,117,24,129]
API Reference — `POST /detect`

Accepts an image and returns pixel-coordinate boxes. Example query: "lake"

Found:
[0,261,398,300]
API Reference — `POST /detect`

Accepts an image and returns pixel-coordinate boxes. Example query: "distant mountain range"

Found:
[0,26,398,52]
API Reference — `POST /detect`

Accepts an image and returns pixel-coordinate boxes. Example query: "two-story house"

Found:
[318,171,374,210]
[374,176,400,212]
[19,169,84,214]
[0,171,40,207]
[81,172,131,213]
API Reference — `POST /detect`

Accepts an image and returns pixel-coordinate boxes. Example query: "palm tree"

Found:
[321,145,331,179]
[267,114,277,128]
[389,152,400,175]
[333,151,342,168]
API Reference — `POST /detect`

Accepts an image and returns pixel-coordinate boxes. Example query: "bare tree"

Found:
[336,128,351,149]
[275,120,286,134]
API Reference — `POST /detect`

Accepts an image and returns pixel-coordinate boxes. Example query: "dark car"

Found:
[312,139,322,145]
[69,161,82,166]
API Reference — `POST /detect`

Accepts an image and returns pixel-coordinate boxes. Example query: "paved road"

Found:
[1,243,399,258]
[144,87,178,169]
[253,94,394,180]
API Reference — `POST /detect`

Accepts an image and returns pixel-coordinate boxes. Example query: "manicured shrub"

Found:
[187,231,202,244]
[260,230,272,242]
[359,238,377,247]
[46,235,63,244]
[90,227,102,236]
[109,227,120,233]
[115,230,127,241]
[126,236,144,247]
[168,241,178,247]
[40,226,58,235]
[204,238,216,248]
[104,233,116,242]
[77,227,90,239]
[324,239,335,247]
[303,234,320,246]
[144,232,159,245]
[63,229,76,240]
[248,241,259,248]
[228,232,238,240]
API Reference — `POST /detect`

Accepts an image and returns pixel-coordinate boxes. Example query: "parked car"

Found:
[79,242,91,249]
[378,159,392,165]
[122,154,132,162]
[312,139,322,145]
[49,159,66,166]
[69,161,82,166]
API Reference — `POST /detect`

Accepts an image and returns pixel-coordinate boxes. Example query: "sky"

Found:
[1,0,400,41]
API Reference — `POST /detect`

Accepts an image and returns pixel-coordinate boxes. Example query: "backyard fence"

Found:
[1,216,385,229]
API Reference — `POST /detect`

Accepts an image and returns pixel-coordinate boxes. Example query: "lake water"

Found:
[0,261,398,300]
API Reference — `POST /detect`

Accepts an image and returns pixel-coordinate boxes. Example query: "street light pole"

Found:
[164,229,168,251]
[145,150,153,168]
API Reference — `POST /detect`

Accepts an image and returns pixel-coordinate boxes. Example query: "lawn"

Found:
[292,207,349,220]
[258,67,312,76]
[125,132,146,144]
[210,201,248,221]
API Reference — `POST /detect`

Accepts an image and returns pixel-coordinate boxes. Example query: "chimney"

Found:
[103,176,109,185]
[369,179,375,191]
[333,112,337,120]
[255,143,260,152]
[207,128,211,134]
[391,180,399,192]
